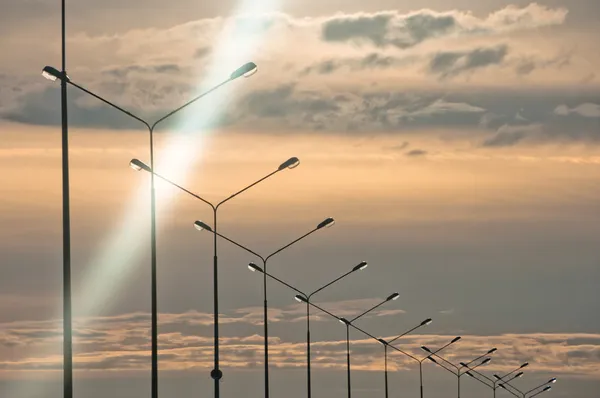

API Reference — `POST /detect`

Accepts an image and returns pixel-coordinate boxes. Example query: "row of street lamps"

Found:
[42,61,558,398]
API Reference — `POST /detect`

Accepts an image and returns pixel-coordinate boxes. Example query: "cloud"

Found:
[554,103,600,118]
[320,4,567,49]
[1,312,600,376]
[406,149,427,157]
[429,45,509,78]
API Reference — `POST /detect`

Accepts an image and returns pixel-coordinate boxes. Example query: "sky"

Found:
[1,0,599,397]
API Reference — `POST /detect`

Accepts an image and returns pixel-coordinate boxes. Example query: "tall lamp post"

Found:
[377,318,433,398]
[42,62,257,398]
[463,362,529,398]
[499,378,557,398]
[422,346,496,398]
[129,153,291,397]
[190,218,335,398]
[294,261,369,398]
[337,294,400,398]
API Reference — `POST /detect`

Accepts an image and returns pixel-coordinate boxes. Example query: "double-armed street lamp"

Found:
[420,342,493,398]
[463,361,530,398]
[188,217,335,398]
[241,261,369,398]
[129,153,292,397]
[376,318,433,398]
[499,377,557,398]
[42,61,257,398]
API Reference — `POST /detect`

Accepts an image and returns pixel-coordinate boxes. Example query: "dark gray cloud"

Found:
[429,45,509,78]
[321,12,457,49]
[406,149,427,157]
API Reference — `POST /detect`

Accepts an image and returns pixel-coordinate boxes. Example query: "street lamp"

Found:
[377,318,433,398]
[421,340,490,398]
[499,377,557,398]
[129,153,290,397]
[463,362,529,398]
[43,61,257,398]
[290,260,368,398]
[190,217,334,398]
[333,293,399,398]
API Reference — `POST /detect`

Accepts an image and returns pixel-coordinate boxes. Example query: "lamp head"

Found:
[488,348,498,354]
[499,384,507,390]
[230,62,258,80]
[42,66,67,82]
[421,346,431,353]
[278,157,300,170]
[294,295,307,303]
[248,263,263,273]
[520,362,529,368]
[548,378,557,384]
[466,372,474,378]
[460,362,468,367]
[493,374,502,380]
[427,356,437,363]
[451,336,462,344]
[515,372,524,378]
[339,317,350,325]
[194,220,213,232]
[317,217,335,229]
[481,358,491,365]
[387,292,400,301]
[378,338,387,345]
[421,318,433,326]
[129,158,151,172]
[543,386,552,392]
[352,261,368,272]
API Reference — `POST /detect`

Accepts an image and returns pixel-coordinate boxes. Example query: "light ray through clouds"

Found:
[9,0,280,396]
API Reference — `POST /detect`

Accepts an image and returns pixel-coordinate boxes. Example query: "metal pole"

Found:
[458,374,461,398]
[212,209,222,396]
[149,125,158,398]
[419,362,424,398]
[61,0,73,397]
[346,324,351,398]
[263,260,269,398]
[307,301,312,398]
[384,345,388,398]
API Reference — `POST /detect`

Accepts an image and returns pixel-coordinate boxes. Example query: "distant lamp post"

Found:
[130,152,296,398]
[306,293,399,398]
[499,377,557,398]
[377,318,432,398]
[421,341,492,398]
[191,217,334,398]
[463,362,529,398]
[44,61,257,398]
[292,260,368,398]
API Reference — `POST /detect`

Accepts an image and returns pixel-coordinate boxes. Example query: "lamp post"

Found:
[188,218,335,398]
[289,261,369,398]
[377,318,432,398]
[499,377,557,398]
[129,153,290,397]
[421,342,491,398]
[337,293,399,398]
[42,62,257,398]
[381,337,459,398]
[463,362,529,398]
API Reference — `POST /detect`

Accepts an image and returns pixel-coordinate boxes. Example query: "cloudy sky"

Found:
[1,0,599,397]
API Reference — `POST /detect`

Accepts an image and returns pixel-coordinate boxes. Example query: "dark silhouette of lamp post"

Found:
[129,153,291,397]
[421,343,493,398]
[499,377,557,398]
[377,318,433,398]
[42,62,257,398]
[290,261,369,398]
[463,361,530,398]
[188,218,335,398]
[337,294,400,398]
